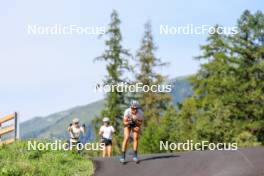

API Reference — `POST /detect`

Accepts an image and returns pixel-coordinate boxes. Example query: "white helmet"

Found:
[130,100,139,108]
[102,117,110,123]
[72,118,80,123]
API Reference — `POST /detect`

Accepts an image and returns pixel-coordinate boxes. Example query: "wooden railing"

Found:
[0,112,19,145]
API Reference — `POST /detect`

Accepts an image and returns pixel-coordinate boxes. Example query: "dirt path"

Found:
[93,147,264,176]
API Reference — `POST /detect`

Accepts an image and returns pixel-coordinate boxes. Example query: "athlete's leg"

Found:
[107,145,112,157]
[132,127,140,151]
[120,127,130,162]
[122,127,131,152]
[132,127,140,161]
[102,143,107,157]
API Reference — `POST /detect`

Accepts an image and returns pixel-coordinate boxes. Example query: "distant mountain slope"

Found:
[20,76,192,139]
[20,100,104,139]
[169,76,193,104]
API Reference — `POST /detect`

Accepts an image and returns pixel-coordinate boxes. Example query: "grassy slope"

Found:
[0,141,94,176]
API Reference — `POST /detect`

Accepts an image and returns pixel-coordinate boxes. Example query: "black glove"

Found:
[131,119,137,126]
[69,123,73,127]
[82,124,86,128]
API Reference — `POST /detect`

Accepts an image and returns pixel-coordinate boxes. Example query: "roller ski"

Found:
[133,151,139,163]
[120,153,126,164]
[133,156,139,163]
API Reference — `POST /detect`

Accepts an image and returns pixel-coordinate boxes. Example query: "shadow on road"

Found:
[138,154,180,163]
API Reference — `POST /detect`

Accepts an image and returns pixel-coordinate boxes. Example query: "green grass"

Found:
[0,141,94,176]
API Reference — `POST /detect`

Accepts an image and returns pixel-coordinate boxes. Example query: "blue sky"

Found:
[0,0,263,121]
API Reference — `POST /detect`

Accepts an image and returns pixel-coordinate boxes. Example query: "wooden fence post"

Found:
[0,122,1,142]
[15,112,19,140]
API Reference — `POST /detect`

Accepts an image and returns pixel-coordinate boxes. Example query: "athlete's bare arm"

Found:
[99,127,104,137]
[68,126,72,133]
[123,116,130,126]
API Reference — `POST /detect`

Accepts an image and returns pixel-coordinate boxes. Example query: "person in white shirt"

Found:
[68,118,85,150]
[120,100,144,163]
[99,117,115,157]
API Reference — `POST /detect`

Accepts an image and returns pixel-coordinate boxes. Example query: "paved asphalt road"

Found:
[93,147,264,176]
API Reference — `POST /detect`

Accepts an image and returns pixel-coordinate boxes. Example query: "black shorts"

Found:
[125,122,137,128]
[102,138,112,146]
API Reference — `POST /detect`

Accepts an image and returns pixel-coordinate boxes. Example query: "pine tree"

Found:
[139,120,161,153]
[187,10,264,145]
[140,105,178,154]
[158,105,179,152]
[136,21,172,154]
[135,21,171,126]
[93,10,131,146]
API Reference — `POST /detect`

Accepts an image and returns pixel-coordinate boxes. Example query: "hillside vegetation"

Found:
[0,141,94,176]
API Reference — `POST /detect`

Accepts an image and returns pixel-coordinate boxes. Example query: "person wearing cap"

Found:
[68,118,85,150]
[120,100,144,163]
[99,117,115,157]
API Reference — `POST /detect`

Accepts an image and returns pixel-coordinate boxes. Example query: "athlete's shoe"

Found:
[120,156,125,163]
[133,156,139,162]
